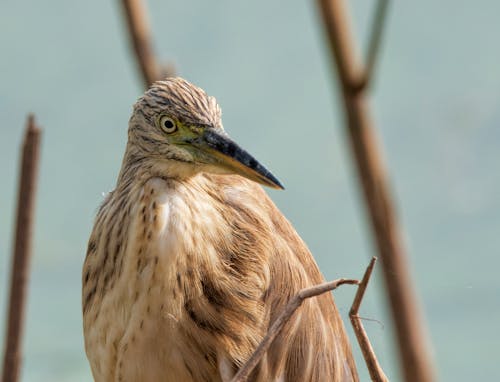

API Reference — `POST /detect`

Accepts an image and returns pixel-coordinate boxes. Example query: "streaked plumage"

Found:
[82,78,358,381]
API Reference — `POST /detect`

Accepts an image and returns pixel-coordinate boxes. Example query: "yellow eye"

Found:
[159,116,177,133]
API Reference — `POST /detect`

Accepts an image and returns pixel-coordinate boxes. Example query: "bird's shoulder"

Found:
[204,173,327,287]
[203,174,356,381]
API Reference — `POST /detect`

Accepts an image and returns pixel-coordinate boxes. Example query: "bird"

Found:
[82,77,358,382]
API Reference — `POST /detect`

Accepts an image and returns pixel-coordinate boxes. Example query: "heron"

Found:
[82,77,358,381]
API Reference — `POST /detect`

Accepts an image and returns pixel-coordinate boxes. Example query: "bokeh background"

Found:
[1,1,499,380]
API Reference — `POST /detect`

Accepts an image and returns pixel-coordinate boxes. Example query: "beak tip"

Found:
[263,171,284,190]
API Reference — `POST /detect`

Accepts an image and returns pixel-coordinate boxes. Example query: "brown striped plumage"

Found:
[82,78,358,381]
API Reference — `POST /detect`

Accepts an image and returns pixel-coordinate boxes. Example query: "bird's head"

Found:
[127,77,283,189]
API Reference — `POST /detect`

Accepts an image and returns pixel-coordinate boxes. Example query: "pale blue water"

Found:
[0,1,499,381]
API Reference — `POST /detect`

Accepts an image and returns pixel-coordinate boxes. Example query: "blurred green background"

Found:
[1,1,499,380]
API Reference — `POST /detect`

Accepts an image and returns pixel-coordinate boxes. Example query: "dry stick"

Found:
[350,257,388,382]
[362,0,390,89]
[1,115,42,382]
[230,278,360,382]
[317,1,435,381]
[120,0,174,89]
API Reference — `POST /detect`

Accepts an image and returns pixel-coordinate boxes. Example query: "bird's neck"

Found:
[116,143,201,194]
[116,145,150,189]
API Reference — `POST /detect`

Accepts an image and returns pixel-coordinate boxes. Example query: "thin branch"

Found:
[351,257,376,314]
[120,0,175,89]
[1,115,42,382]
[363,0,390,89]
[316,1,435,381]
[230,278,359,382]
[349,257,388,382]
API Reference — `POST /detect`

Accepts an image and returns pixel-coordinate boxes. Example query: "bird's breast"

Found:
[113,178,201,381]
[84,176,229,382]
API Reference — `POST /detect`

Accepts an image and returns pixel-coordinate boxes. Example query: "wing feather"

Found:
[207,174,359,381]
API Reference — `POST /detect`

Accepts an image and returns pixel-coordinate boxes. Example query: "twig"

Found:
[316,1,435,381]
[230,278,359,382]
[1,115,42,382]
[363,0,390,89]
[349,257,388,382]
[120,0,175,89]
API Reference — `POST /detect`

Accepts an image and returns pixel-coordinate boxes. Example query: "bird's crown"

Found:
[133,77,222,129]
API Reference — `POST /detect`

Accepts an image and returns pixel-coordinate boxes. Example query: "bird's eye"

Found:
[159,116,177,133]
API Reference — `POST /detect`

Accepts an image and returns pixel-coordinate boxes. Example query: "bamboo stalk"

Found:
[363,0,390,89]
[1,115,42,382]
[120,0,174,89]
[316,1,435,381]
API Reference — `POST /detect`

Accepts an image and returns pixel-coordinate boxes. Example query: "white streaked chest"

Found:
[85,177,225,382]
